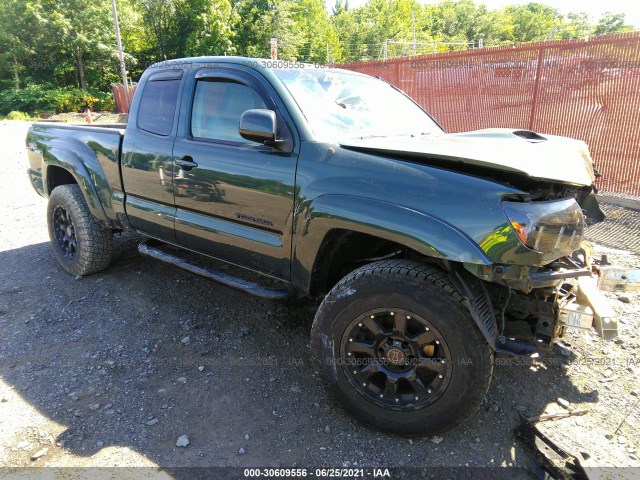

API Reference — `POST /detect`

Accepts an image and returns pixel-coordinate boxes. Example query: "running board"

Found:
[138,242,294,299]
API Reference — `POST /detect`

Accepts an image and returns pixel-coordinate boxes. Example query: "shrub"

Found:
[0,86,115,115]
[81,91,115,112]
[5,111,30,120]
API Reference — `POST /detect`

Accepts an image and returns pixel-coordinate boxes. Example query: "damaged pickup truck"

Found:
[26,57,617,434]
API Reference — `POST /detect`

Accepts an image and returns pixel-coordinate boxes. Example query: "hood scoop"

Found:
[512,130,547,142]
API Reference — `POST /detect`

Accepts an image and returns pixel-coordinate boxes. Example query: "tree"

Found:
[292,0,341,62]
[42,0,117,90]
[137,0,187,60]
[1,0,637,109]
[504,3,562,43]
[0,0,48,90]
[594,12,634,35]
[431,0,488,43]
[558,12,591,40]
[185,0,237,57]
[233,0,300,59]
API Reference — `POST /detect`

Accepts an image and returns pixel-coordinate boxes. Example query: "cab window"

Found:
[191,80,267,143]
[137,77,181,136]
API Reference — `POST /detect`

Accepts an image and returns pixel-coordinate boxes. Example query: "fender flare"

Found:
[43,146,110,224]
[291,194,491,293]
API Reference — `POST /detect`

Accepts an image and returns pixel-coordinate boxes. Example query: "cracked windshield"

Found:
[274,69,443,142]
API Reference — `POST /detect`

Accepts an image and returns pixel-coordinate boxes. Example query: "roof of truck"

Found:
[146,56,367,76]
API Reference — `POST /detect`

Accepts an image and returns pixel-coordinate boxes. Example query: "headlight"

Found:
[501,198,585,263]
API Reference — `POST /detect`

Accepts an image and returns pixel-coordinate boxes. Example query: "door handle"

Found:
[175,156,198,170]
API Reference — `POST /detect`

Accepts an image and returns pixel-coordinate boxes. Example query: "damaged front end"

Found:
[455,185,628,355]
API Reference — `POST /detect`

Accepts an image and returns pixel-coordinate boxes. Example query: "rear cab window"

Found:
[137,69,183,136]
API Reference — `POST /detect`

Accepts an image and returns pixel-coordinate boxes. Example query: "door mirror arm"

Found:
[264,139,293,154]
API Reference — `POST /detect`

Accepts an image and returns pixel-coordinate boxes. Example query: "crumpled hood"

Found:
[340,128,596,187]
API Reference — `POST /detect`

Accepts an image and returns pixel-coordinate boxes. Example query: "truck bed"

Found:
[26,122,126,224]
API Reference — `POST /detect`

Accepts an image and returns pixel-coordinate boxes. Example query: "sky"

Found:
[336,0,640,28]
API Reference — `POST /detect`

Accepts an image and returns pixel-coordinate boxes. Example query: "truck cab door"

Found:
[172,68,298,280]
[121,69,184,242]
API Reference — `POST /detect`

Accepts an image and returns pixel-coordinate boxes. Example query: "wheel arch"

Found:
[291,194,491,296]
[43,146,110,224]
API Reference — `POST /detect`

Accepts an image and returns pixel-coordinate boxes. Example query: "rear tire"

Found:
[311,260,493,435]
[47,184,113,276]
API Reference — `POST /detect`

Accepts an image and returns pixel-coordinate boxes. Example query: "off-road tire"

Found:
[311,260,493,435]
[47,184,113,276]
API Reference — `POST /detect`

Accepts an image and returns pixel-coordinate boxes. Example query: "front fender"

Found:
[291,194,491,293]
[43,146,110,224]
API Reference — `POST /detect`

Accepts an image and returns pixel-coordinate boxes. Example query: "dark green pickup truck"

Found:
[26,57,617,434]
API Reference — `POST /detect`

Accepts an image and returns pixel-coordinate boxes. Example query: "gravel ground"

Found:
[0,121,638,476]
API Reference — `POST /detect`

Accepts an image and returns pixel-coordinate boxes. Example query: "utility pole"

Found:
[110,0,130,110]
[412,7,417,56]
[270,38,278,60]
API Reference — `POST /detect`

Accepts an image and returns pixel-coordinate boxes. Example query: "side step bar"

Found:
[138,242,294,300]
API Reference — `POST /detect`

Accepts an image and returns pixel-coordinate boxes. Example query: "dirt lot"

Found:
[0,121,639,477]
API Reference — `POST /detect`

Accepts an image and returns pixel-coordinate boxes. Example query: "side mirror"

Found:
[239,109,276,143]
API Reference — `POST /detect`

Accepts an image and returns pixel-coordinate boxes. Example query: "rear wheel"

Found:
[311,260,493,435]
[47,184,113,276]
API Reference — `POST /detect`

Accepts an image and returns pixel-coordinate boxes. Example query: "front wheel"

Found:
[47,184,113,276]
[311,260,493,435]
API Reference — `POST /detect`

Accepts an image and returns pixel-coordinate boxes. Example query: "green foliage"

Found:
[233,0,302,60]
[185,0,237,56]
[0,86,114,115]
[503,3,562,43]
[82,91,115,112]
[0,0,636,109]
[594,12,635,35]
[5,111,30,120]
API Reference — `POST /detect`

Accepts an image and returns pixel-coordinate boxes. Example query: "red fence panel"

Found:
[111,84,137,114]
[340,33,640,197]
